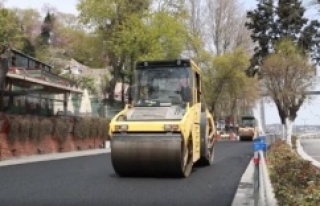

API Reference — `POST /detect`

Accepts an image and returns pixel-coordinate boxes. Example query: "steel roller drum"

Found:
[111,133,185,177]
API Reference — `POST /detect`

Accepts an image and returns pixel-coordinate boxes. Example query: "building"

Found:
[1,48,83,116]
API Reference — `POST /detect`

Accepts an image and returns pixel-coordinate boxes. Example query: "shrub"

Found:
[89,118,99,138]
[19,117,31,142]
[74,117,91,140]
[53,118,70,144]
[292,135,297,150]
[97,118,110,140]
[39,118,53,142]
[30,117,40,142]
[7,116,21,145]
[268,140,320,205]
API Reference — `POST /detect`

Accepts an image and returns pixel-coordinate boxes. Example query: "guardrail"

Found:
[253,135,279,206]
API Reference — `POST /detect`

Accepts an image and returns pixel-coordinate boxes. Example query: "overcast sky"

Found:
[3,0,320,125]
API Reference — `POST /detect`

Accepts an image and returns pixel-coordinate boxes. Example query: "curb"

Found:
[0,141,111,167]
[296,139,320,169]
[0,148,110,167]
[232,158,255,206]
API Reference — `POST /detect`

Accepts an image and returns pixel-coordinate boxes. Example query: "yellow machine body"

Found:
[109,59,216,177]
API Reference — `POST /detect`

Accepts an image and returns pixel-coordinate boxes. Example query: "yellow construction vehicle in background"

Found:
[238,115,258,141]
[109,59,216,177]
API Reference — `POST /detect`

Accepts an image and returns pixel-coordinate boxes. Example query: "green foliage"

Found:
[0,8,27,49]
[76,76,98,94]
[62,30,105,67]
[78,0,188,102]
[245,0,320,75]
[53,118,70,144]
[21,38,36,56]
[202,49,259,116]
[268,140,320,205]
[13,8,40,56]
[261,39,315,123]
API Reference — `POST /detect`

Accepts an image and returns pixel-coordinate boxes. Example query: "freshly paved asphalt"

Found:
[300,139,320,161]
[0,141,253,206]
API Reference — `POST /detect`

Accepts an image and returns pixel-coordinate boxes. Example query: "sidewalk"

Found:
[0,148,111,167]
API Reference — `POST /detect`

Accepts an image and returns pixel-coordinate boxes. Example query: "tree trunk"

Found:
[285,117,293,148]
[282,124,286,141]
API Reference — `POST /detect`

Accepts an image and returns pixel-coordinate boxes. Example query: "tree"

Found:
[0,43,11,112]
[206,0,251,56]
[77,76,98,95]
[14,9,41,44]
[246,0,320,76]
[38,12,55,46]
[78,0,188,105]
[261,39,315,147]
[202,49,259,121]
[0,8,27,50]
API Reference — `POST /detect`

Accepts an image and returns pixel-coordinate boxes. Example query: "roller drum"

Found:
[111,133,185,177]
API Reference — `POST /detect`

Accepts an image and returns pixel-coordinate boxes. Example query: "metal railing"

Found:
[257,151,278,206]
[254,134,280,206]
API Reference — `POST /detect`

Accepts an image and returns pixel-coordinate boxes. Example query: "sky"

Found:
[3,0,320,125]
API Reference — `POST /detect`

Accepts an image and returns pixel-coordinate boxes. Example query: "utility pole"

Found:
[260,97,267,134]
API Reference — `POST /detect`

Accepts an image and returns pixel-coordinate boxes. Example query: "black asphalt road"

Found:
[0,141,253,206]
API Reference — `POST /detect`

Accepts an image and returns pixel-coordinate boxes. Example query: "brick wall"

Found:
[0,114,108,161]
[0,132,106,160]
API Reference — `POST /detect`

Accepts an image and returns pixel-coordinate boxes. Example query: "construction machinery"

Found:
[109,59,216,177]
[238,115,258,141]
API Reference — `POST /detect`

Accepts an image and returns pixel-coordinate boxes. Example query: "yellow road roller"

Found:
[238,115,258,141]
[109,59,216,177]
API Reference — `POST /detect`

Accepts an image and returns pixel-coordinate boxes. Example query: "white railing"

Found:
[257,151,278,206]
[253,134,280,206]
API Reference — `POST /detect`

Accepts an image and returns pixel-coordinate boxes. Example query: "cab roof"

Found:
[136,59,202,74]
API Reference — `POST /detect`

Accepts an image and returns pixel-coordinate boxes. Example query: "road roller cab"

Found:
[109,59,216,177]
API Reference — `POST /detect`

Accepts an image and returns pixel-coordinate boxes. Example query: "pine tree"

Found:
[39,12,55,45]
[245,0,320,77]
[245,0,274,76]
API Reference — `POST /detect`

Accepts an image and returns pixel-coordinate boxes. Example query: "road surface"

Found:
[0,141,253,206]
[300,139,320,162]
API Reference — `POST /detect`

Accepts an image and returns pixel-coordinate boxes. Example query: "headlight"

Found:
[115,124,128,132]
[164,124,179,132]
